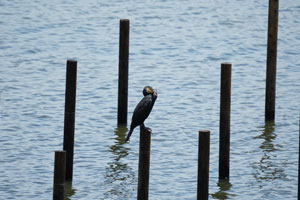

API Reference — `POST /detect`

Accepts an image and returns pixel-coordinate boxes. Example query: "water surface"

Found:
[0,0,300,199]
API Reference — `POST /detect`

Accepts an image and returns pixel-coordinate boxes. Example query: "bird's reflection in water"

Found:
[64,181,76,200]
[252,121,286,182]
[103,125,136,199]
[212,179,236,199]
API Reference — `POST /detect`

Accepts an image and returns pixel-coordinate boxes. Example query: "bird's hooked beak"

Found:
[147,87,157,95]
[146,86,154,94]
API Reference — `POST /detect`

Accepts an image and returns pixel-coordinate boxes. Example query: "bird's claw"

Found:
[140,124,152,133]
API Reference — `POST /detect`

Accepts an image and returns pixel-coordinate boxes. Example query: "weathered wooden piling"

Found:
[219,63,231,180]
[265,0,279,121]
[63,60,77,181]
[118,19,130,125]
[197,130,210,200]
[53,150,66,200]
[137,127,151,200]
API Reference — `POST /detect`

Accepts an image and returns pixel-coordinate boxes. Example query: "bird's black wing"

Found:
[130,95,154,129]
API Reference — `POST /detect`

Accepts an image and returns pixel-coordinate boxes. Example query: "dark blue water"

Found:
[0,0,299,199]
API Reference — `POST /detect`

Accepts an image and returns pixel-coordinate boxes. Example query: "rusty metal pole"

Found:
[63,60,77,181]
[197,130,210,200]
[53,150,66,200]
[219,63,231,180]
[137,127,151,200]
[118,19,130,125]
[265,0,279,121]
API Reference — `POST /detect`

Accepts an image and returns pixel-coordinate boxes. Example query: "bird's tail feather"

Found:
[125,129,133,142]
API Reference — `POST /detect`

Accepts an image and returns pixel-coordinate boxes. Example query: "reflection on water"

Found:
[212,179,236,199]
[103,125,137,199]
[252,122,286,182]
[64,181,76,200]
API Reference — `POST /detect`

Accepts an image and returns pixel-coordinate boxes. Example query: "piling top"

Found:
[55,150,66,153]
[221,62,232,66]
[199,130,210,134]
[67,59,77,63]
[141,127,152,134]
[120,19,130,22]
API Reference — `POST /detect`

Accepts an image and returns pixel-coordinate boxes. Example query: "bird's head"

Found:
[143,86,157,96]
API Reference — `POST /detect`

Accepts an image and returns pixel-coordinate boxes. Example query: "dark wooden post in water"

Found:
[53,150,66,200]
[197,130,210,200]
[219,63,231,180]
[265,0,279,121]
[118,19,130,125]
[137,127,151,200]
[63,60,77,181]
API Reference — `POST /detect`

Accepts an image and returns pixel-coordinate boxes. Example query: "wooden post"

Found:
[63,60,77,181]
[118,19,130,125]
[265,0,279,121]
[197,130,210,200]
[53,150,66,200]
[219,63,231,180]
[137,127,151,200]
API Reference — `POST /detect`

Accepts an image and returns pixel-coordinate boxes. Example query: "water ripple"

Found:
[0,0,300,199]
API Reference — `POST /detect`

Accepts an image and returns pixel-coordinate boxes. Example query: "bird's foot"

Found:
[145,127,152,132]
[140,124,152,133]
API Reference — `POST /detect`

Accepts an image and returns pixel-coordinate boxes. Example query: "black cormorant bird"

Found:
[125,86,157,142]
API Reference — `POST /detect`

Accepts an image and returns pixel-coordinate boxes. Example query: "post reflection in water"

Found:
[64,181,76,200]
[252,121,286,182]
[212,179,235,199]
[104,125,136,199]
